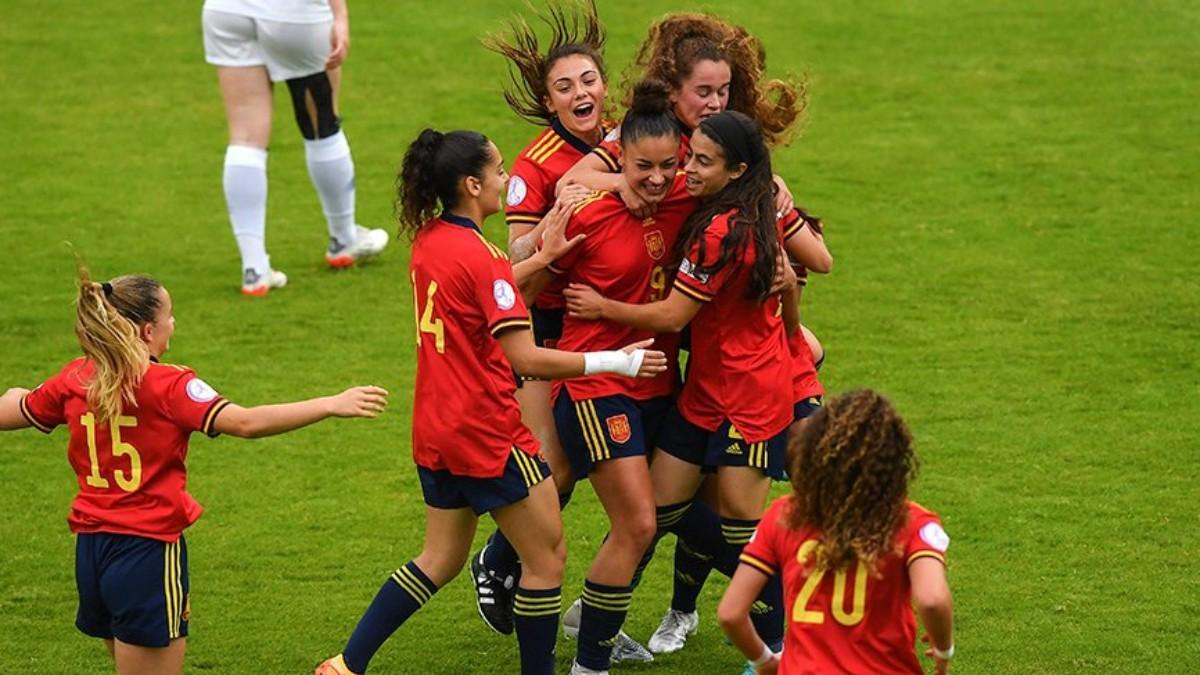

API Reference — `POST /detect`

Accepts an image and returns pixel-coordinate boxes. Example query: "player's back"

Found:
[21,358,229,541]
[409,215,536,478]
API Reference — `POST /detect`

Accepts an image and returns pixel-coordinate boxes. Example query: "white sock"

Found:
[304,130,356,249]
[223,145,270,281]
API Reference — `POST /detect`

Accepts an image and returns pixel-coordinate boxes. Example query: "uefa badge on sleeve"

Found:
[506,176,527,207]
[493,279,516,311]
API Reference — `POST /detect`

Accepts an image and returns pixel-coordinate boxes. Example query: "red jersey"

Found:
[410,213,539,478]
[673,209,793,441]
[545,172,697,401]
[592,126,692,174]
[506,119,611,311]
[741,498,950,675]
[781,209,824,402]
[19,357,230,542]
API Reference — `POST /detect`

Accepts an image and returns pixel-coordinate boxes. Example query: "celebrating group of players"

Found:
[0,1,955,674]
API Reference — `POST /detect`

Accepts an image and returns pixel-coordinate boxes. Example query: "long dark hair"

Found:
[483,0,607,126]
[396,128,492,238]
[620,78,680,148]
[674,110,778,300]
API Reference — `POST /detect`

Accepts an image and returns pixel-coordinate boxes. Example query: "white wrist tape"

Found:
[750,644,775,667]
[931,643,955,660]
[583,350,645,377]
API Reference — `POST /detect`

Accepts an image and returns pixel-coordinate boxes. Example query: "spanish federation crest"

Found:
[644,230,665,260]
[606,414,632,444]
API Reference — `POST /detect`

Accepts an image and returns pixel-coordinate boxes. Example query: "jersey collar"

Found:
[551,118,597,154]
[440,211,481,232]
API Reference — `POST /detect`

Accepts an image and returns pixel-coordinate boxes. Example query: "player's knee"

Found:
[617,510,658,553]
[284,72,340,140]
[414,548,471,587]
[522,536,566,586]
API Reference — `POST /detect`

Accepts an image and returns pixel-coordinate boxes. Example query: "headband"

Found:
[700,111,761,168]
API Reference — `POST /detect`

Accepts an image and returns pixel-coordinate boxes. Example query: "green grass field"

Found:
[2,1,1197,672]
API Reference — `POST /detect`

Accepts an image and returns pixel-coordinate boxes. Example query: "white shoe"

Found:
[647,608,699,654]
[562,598,582,638]
[241,268,288,297]
[326,225,389,268]
[569,662,608,675]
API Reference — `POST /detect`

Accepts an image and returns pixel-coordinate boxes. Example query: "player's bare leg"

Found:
[493,478,565,675]
[113,637,186,675]
[413,505,479,586]
[650,448,705,508]
[215,65,286,295]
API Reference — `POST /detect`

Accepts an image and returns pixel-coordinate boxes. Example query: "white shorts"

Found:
[202,9,330,82]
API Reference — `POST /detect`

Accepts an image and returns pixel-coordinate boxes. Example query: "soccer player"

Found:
[201,0,389,295]
[0,268,388,675]
[560,12,805,219]
[314,128,667,675]
[467,0,616,637]
[718,389,955,675]
[518,79,699,674]
[564,110,797,667]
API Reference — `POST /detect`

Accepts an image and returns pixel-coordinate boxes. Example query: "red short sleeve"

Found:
[505,160,552,230]
[163,370,231,438]
[472,249,532,336]
[19,366,72,433]
[672,217,735,303]
[780,208,807,241]
[592,139,621,172]
[903,505,949,567]
[739,497,789,577]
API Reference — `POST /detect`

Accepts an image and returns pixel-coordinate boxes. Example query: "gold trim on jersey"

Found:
[531,137,567,165]
[672,278,713,303]
[505,213,542,227]
[18,394,52,433]
[739,552,775,576]
[523,131,557,163]
[906,550,946,566]
[594,146,620,172]
[570,192,607,216]
[202,399,230,437]
[490,318,532,336]
[472,232,509,260]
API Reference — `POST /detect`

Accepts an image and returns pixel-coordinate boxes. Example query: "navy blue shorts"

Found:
[657,406,789,480]
[553,390,672,478]
[793,395,823,422]
[531,305,564,348]
[418,447,552,515]
[75,532,189,647]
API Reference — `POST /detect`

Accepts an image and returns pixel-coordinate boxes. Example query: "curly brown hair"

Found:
[482,0,607,127]
[787,389,919,573]
[622,12,806,146]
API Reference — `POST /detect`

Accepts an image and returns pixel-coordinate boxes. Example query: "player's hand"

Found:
[772,174,794,219]
[555,181,592,207]
[618,338,668,378]
[756,652,781,675]
[539,201,585,262]
[769,251,797,295]
[564,283,606,320]
[327,18,351,69]
[922,635,951,675]
[329,385,388,418]
[616,175,656,219]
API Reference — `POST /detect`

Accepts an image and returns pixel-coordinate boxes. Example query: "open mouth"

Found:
[572,102,596,120]
[685,174,703,190]
[642,181,668,197]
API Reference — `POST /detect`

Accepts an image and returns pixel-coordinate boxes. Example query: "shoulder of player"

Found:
[570,190,621,220]
[906,499,940,521]
[517,127,572,167]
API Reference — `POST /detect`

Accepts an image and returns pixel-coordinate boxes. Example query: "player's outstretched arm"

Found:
[718,564,779,674]
[0,387,33,431]
[497,329,667,381]
[911,557,955,674]
[564,283,700,334]
[212,385,388,439]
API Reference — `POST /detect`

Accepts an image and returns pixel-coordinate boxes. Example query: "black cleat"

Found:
[471,547,514,635]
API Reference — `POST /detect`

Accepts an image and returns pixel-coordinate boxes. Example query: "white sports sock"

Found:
[223,145,270,280]
[305,130,356,249]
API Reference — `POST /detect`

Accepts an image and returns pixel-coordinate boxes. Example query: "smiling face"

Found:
[671,58,732,129]
[620,133,681,205]
[139,286,175,358]
[545,53,607,140]
[683,128,746,197]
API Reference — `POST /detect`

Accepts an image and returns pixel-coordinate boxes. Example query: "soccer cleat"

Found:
[241,268,288,297]
[569,661,609,675]
[325,226,389,268]
[647,608,699,654]
[470,547,514,635]
[611,631,654,664]
[562,598,653,664]
[314,654,359,675]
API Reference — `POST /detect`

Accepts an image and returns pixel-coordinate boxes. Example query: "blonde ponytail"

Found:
[74,266,160,422]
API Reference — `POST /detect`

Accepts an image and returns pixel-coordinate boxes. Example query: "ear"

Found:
[728,162,748,181]
[464,175,483,199]
[139,322,154,344]
[544,95,554,114]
